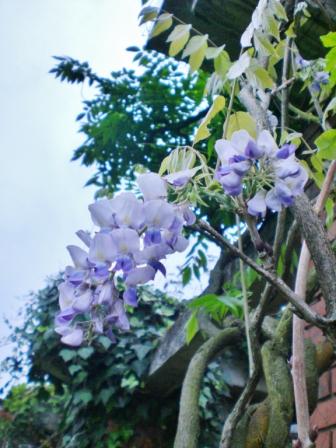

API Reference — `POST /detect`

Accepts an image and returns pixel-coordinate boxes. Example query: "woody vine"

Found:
[55,1,336,447]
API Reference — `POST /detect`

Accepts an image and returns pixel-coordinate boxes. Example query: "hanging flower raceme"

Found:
[55,173,195,346]
[214,130,308,217]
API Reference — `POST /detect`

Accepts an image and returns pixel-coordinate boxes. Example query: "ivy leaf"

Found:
[78,346,94,360]
[226,112,257,140]
[73,390,93,405]
[150,13,173,38]
[194,95,225,144]
[59,349,76,362]
[98,335,112,350]
[315,129,336,160]
[133,344,152,360]
[97,388,114,405]
[68,364,82,376]
[185,311,199,344]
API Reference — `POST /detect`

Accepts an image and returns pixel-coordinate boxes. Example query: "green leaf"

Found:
[205,45,226,60]
[253,66,274,89]
[59,349,76,362]
[182,34,208,58]
[182,266,192,286]
[325,198,334,229]
[150,13,173,38]
[321,32,336,48]
[254,31,275,56]
[227,52,250,79]
[185,311,199,344]
[73,390,93,405]
[133,344,152,360]
[78,346,94,360]
[98,388,114,405]
[315,129,336,160]
[189,42,208,73]
[214,51,231,79]
[167,24,191,57]
[322,97,336,130]
[138,6,158,25]
[226,112,257,140]
[269,0,288,20]
[98,335,112,350]
[68,364,82,376]
[193,95,225,144]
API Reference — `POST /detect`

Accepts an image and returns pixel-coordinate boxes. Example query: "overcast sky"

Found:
[0,0,218,390]
[0,0,215,380]
[0,0,148,359]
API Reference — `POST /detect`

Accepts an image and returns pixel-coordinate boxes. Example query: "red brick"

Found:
[319,371,331,399]
[311,397,336,429]
[315,430,330,448]
[332,430,336,447]
[331,368,336,394]
[311,299,326,316]
[305,325,325,345]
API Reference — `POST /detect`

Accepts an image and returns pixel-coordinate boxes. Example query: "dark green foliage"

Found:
[0,383,66,447]
[51,52,208,196]
[3,278,183,447]
[2,277,233,447]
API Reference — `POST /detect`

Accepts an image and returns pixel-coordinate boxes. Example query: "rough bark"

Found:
[173,325,243,448]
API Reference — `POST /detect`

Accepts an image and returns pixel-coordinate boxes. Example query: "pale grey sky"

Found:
[0,0,146,353]
[0,0,216,383]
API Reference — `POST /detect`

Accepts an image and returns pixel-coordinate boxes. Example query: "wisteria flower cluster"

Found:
[214,129,308,217]
[55,173,195,346]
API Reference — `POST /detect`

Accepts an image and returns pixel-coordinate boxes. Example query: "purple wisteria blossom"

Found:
[311,71,329,92]
[214,130,308,216]
[56,173,194,346]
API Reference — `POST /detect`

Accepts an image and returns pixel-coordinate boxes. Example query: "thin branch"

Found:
[195,220,328,328]
[236,214,254,376]
[281,37,291,132]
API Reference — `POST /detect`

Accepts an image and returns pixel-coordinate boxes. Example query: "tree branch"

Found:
[195,220,327,328]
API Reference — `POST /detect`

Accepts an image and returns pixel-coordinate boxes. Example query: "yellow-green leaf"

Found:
[189,42,207,73]
[169,32,190,56]
[214,51,231,79]
[205,45,225,60]
[254,31,275,56]
[226,112,257,140]
[315,129,336,160]
[321,32,336,48]
[185,311,199,344]
[253,66,274,89]
[182,34,208,58]
[166,24,191,42]
[150,13,173,38]
[193,95,225,144]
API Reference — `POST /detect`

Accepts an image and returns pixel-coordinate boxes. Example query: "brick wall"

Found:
[306,297,336,447]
